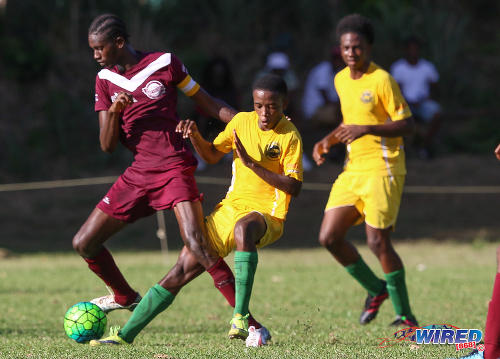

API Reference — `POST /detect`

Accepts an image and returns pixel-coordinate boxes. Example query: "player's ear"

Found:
[114,36,126,49]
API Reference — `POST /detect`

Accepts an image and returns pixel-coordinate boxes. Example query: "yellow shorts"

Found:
[325,172,405,229]
[205,202,284,258]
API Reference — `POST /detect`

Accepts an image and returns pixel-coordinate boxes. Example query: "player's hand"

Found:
[176,119,199,139]
[109,92,133,113]
[495,144,500,160]
[233,130,253,168]
[334,124,368,144]
[312,139,330,166]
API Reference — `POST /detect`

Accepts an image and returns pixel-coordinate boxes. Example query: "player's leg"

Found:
[91,244,267,345]
[484,245,500,359]
[318,206,361,266]
[72,207,140,311]
[175,199,268,327]
[173,200,219,269]
[319,206,386,298]
[229,212,267,339]
[365,225,416,326]
[205,256,264,330]
[104,246,205,344]
[319,206,387,324]
[90,246,204,345]
[173,200,272,325]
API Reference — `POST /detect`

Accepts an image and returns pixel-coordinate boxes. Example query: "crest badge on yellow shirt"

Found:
[360,90,374,104]
[265,142,281,160]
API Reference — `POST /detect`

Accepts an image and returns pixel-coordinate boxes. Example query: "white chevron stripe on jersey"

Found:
[97,53,172,92]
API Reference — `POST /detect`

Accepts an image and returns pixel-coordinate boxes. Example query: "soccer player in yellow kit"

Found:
[312,14,418,327]
[90,74,303,347]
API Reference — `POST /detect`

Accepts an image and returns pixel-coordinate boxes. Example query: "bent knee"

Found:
[72,232,86,254]
[318,229,344,249]
[233,220,262,247]
[72,232,98,257]
[366,235,391,254]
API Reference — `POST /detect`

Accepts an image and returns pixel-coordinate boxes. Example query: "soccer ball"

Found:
[63,302,107,343]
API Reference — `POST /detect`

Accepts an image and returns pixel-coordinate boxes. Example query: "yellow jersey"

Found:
[334,62,412,176]
[213,111,303,220]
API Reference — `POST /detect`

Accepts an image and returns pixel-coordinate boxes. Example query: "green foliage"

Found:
[444,115,500,153]
[0,244,494,358]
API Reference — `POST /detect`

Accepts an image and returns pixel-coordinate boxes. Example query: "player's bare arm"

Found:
[233,130,302,197]
[495,144,500,160]
[335,117,415,144]
[191,88,238,124]
[176,119,226,164]
[99,92,133,153]
[312,125,343,166]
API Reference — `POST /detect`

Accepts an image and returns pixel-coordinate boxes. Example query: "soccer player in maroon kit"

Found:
[73,14,266,332]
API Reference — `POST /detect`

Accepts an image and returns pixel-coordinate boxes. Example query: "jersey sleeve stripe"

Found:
[177,75,200,96]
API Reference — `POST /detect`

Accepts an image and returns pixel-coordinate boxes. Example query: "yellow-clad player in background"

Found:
[312,14,418,327]
[90,74,303,347]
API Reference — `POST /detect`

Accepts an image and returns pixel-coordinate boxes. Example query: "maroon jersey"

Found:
[94,52,198,168]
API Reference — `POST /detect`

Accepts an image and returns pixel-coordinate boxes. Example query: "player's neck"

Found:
[116,46,140,72]
[349,60,370,80]
[406,56,418,66]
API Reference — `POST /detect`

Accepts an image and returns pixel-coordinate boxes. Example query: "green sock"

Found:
[384,268,413,317]
[345,257,384,296]
[119,284,175,343]
[233,251,258,317]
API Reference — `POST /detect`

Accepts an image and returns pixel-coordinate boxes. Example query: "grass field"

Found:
[0,241,496,359]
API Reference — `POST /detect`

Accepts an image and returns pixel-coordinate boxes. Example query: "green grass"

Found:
[0,241,495,358]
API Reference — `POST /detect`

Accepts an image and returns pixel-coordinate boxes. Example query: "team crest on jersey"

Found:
[360,90,374,104]
[142,80,166,99]
[265,142,281,160]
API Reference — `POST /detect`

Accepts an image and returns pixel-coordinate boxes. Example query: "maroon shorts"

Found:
[97,164,200,223]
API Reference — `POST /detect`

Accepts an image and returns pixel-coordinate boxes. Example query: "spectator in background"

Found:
[257,52,312,171]
[192,57,240,170]
[258,52,300,94]
[302,46,344,129]
[390,36,442,159]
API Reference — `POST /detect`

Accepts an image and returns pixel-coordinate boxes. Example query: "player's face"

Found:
[339,32,371,71]
[88,33,121,68]
[253,89,286,131]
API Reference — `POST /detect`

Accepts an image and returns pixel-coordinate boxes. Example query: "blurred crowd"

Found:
[192,35,442,172]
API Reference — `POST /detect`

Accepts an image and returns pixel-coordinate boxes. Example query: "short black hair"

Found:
[252,74,288,98]
[336,14,374,45]
[88,14,129,42]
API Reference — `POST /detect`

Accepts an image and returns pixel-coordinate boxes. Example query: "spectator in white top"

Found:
[391,36,442,159]
[302,46,344,129]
